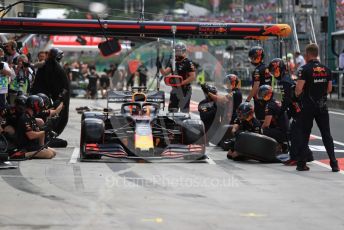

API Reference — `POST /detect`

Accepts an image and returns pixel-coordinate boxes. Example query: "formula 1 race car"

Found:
[79,77,206,162]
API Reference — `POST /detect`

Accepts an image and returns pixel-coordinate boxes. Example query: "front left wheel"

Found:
[80,118,104,160]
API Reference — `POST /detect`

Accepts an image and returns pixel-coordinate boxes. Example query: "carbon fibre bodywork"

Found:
[80,89,206,162]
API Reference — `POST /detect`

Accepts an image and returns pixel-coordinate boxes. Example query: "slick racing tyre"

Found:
[182,119,206,145]
[234,132,279,163]
[80,118,104,160]
[81,112,105,121]
[0,152,8,161]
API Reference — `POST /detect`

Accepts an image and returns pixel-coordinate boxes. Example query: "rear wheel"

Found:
[0,152,8,161]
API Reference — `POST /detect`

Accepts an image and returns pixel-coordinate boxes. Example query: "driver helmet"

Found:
[26,95,44,114]
[175,42,187,61]
[248,46,264,65]
[237,102,254,121]
[268,58,286,79]
[258,85,273,101]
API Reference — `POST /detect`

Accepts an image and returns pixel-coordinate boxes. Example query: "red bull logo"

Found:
[313,67,326,73]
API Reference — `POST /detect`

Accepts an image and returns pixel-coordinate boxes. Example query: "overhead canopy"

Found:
[49,35,131,52]
[0,17,291,40]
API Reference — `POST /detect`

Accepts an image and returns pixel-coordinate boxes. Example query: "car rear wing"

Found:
[107,90,165,105]
[0,18,291,40]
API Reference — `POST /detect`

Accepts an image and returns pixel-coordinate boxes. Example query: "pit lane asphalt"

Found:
[1,90,344,230]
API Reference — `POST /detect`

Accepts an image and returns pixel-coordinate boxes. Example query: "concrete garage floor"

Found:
[0,97,344,230]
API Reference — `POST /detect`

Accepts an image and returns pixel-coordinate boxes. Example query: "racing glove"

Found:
[42,117,56,132]
[41,125,52,133]
[201,84,209,94]
[54,89,68,107]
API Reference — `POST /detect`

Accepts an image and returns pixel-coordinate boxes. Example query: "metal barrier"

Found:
[331,70,344,99]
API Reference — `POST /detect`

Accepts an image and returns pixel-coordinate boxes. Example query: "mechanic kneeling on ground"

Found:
[246,46,272,121]
[295,43,339,172]
[227,102,261,161]
[258,85,289,153]
[207,74,242,124]
[0,95,27,143]
[35,93,65,147]
[158,42,196,113]
[36,93,63,122]
[16,95,56,159]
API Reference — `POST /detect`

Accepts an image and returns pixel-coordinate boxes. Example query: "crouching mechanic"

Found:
[227,102,261,160]
[207,74,242,124]
[258,85,289,153]
[36,93,67,147]
[16,95,56,159]
[36,93,63,122]
[0,95,27,137]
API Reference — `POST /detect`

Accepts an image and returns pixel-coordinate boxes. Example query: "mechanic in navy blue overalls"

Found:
[207,74,242,124]
[226,102,261,161]
[16,95,56,159]
[0,95,27,141]
[268,58,313,165]
[258,85,289,152]
[158,42,196,113]
[245,46,272,121]
[294,43,339,172]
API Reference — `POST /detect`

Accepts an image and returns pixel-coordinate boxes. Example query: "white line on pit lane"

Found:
[312,161,344,175]
[69,147,80,164]
[329,111,344,116]
[311,134,344,147]
[309,135,343,172]
[205,157,216,165]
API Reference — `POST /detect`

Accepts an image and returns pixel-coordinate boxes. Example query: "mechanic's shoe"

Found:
[226,152,233,160]
[48,138,68,148]
[296,164,310,171]
[283,159,297,166]
[330,160,340,172]
[9,151,26,160]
